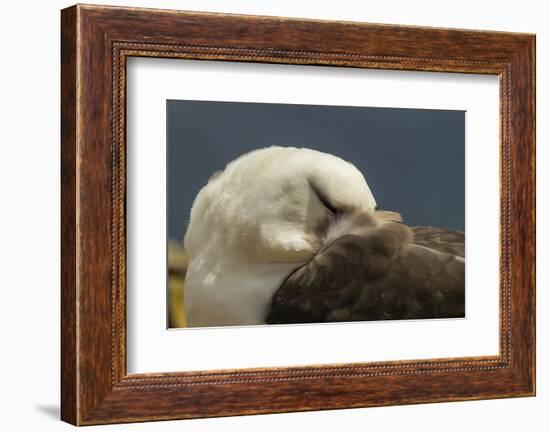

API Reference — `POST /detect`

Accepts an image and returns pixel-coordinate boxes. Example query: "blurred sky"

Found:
[167,100,465,240]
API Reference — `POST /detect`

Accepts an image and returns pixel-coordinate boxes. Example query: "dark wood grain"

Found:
[60,6,78,425]
[61,4,535,425]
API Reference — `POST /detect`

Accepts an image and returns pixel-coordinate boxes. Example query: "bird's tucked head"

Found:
[182,146,378,327]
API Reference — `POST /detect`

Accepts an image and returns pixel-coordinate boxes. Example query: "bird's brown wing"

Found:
[266,222,465,324]
[411,226,465,258]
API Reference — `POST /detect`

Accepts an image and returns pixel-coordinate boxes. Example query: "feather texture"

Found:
[266,212,465,324]
[183,146,464,327]
[183,146,377,327]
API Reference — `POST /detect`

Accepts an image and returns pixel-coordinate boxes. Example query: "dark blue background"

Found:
[167,100,465,240]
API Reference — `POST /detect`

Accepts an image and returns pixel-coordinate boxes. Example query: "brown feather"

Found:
[266,211,465,324]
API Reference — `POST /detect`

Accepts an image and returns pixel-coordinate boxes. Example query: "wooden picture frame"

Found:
[61,4,535,425]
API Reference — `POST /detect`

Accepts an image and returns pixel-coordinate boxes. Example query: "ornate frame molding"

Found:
[61,5,535,425]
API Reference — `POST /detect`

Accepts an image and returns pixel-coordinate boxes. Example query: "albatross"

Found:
[183,146,464,327]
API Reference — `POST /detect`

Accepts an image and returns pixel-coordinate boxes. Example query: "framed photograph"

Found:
[61,4,535,425]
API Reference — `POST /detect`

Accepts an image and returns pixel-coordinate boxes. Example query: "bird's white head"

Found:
[182,146,376,327]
